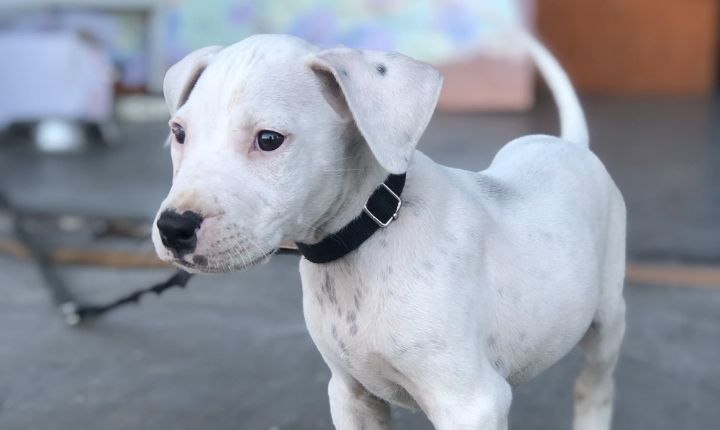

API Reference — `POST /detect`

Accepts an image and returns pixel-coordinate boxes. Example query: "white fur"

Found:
[154,33,626,430]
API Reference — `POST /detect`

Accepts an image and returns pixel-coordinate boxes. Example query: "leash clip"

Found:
[363,183,402,228]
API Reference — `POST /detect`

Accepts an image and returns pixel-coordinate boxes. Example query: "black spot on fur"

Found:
[493,358,505,371]
[477,174,511,201]
[192,255,208,266]
[376,63,387,76]
[322,272,337,305]
[315,292,325,310]
[381,265,393,281]
[346,310,357,324]
[345,312,358,335]
[339,68,348,77]
[487,335,497,348]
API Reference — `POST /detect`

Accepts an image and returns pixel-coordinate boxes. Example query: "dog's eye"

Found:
[171,123,185,144]
[255,130,285,151]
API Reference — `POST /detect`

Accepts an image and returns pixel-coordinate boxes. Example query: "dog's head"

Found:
[152,34,442,273]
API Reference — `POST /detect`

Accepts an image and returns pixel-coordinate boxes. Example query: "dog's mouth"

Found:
[172,250,275,274]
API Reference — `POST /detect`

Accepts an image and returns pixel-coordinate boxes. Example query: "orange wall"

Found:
[538,0,718,95]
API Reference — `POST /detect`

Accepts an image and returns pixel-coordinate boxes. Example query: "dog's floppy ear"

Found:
[309,48,443,174]
[163,46,223,114]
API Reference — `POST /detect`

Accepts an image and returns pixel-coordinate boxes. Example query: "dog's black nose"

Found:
[157,210,203,256]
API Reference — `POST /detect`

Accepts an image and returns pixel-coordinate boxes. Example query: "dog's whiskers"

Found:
[232,239,249,269]
[246,237,269,261]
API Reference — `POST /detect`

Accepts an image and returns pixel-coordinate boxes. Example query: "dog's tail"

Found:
[521,33,589,148]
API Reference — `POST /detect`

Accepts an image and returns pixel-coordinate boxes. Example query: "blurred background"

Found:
[0,1,718,429]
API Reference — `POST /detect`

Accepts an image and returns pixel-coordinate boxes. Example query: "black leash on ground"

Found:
[0,191,200,326]
[1,191,304,326]
[70,247,300,322]
[70,270,194,323]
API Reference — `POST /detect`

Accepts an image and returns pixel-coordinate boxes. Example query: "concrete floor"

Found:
[0,95,719,429]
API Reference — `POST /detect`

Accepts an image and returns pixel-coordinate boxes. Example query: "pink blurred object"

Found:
[0,31,114,130]
[437,55,534,112]
[436,0,536,112]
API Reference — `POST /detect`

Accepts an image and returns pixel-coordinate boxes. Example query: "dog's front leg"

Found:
[328,372,391,430]
[418,368,512,430]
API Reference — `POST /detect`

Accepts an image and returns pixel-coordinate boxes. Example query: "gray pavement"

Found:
[1,95,719,429]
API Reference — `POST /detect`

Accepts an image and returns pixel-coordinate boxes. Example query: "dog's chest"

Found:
[300,261,419,407]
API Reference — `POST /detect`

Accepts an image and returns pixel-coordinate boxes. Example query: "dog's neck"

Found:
[304,127,390,244]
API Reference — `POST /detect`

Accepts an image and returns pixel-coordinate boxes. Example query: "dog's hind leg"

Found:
[573,298,625,430]
[573,199,626,430]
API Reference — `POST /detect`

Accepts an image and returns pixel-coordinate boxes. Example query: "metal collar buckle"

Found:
[363,183,402,228]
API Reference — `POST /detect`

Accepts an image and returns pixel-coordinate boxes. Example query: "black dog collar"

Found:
[295,174,406,264]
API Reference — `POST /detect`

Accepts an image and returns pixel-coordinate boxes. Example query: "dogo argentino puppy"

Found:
[153,32,626,430]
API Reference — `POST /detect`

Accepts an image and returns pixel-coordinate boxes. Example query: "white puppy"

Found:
[153,33,625,430]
